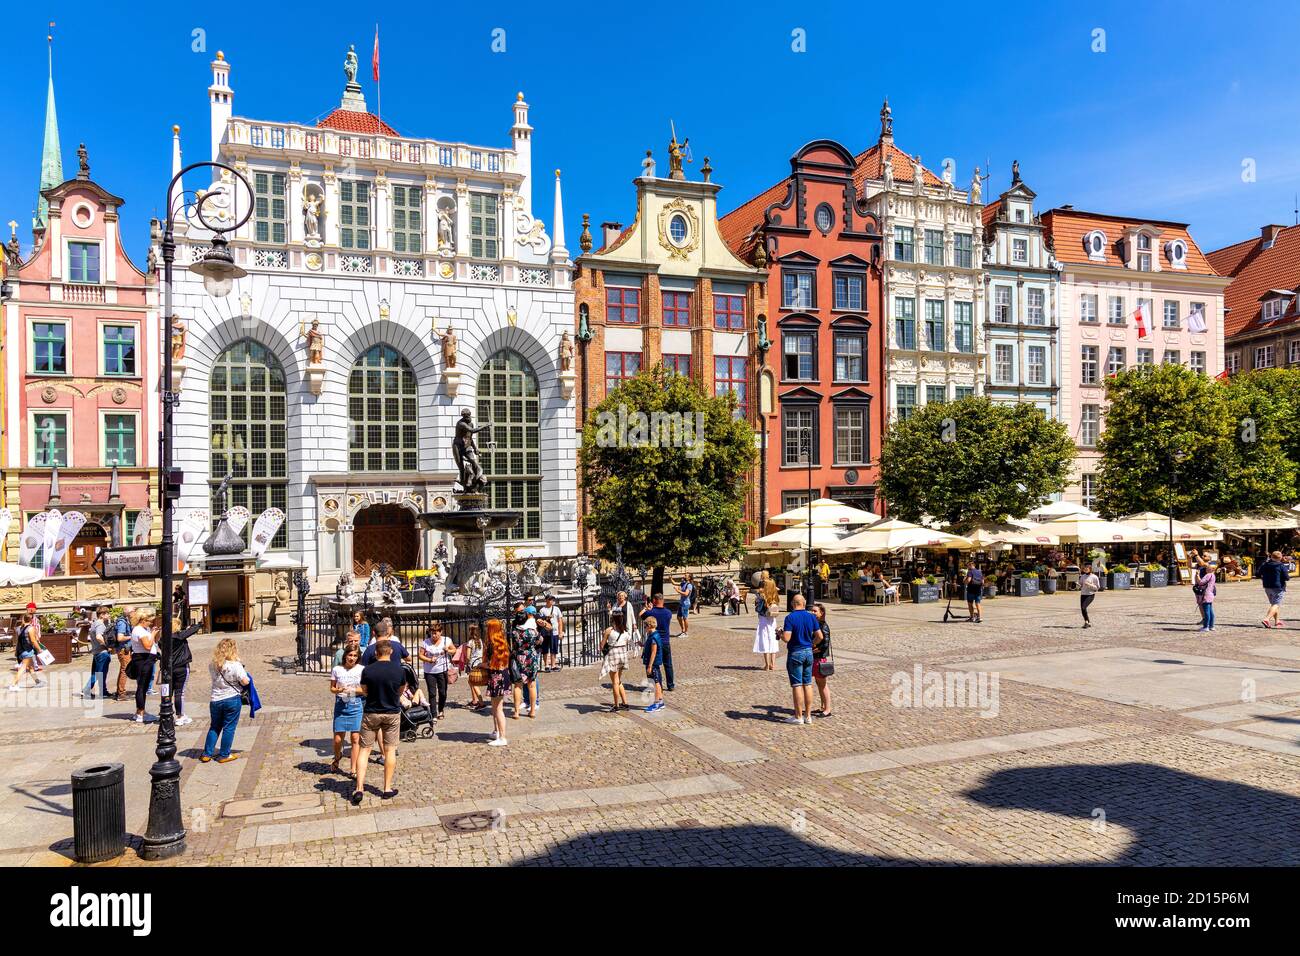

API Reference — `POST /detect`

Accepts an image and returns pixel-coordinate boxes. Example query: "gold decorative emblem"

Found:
[305,252,323,271]
[657,198,700,260]
[439,262,454,279]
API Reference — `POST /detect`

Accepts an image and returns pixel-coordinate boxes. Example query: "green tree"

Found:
[879,396,1074,529]
[579,365,757,594]
[1095,364,1296,518]
[1223,367,1300,480]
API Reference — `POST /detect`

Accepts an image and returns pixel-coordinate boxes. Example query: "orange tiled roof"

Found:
[852,142,945,191]
[981,200,1000,232]
[316,108,398,136]
[1207,225,1300,337]
[1206,235,1262,279]
[1040,207,1217,276]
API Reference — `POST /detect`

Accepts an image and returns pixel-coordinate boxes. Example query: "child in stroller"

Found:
[399,662,435,741]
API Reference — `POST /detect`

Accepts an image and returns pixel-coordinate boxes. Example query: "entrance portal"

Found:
[353,504,419,576]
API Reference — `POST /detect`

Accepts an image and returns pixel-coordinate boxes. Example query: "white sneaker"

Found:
[488,737,508,747]
[491,730,499,740]
[134,714,144,723]
[783,716,805,725]
[176,715,194,726]
[519,705,530,716]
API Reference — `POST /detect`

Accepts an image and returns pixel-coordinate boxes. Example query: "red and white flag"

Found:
[1134,303,1149,340]
[372,25,380,82]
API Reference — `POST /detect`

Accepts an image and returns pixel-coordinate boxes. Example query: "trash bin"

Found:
[71,763,126,864]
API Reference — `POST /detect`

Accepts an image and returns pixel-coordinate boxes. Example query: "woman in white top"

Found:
[418,622,455,719]
[1079,564,1101,629]
[329,645,365,774]
[203,638,249,763]
[752,572,780,670]
[599,610,633,712]
[129,608,160,722]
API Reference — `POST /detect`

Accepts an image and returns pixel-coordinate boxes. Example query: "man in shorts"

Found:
[964,563,985,623]
[1261,550,1290,628]
[352,641,406,804]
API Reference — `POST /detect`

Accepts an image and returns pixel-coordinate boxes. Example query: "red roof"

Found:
[316,108,398,136]
[718,138,944,261]
[1040,207,1217,276]
[1207,225,1300,337]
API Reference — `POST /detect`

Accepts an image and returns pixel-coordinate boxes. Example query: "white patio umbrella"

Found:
[0,562,43,587]
[769,497,881,527]
[959,521,1061,548]
[1031,514,1165,544]
[751,523,854,551]
[1119,512,1223,542]
[828,519,973,554]
[1197,512,1300,532]
[1028,500,1098,521]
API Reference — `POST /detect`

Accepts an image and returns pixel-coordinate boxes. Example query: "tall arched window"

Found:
[348,345,418,471]
[477,349,540,540]
[210,340,288,548]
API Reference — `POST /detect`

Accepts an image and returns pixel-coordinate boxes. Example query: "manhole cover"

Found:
[440,810,506,834]
[222,793,321,818]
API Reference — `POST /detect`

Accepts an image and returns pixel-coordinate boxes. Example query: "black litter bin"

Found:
[72,763,126,864]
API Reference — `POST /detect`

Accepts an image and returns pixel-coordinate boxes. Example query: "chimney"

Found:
[1261,224,1285,249]
[601,221,623,248]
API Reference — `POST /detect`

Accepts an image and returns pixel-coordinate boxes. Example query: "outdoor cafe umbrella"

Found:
[0,562,43,587]
[769,497,881,527]
[1028,500,1098,521]
[751,523,854,551]
[1197,512,1300,532]
[1119,512,1223,542]
[827,519,973,554]
[1029,514,1164,545]
[958,521,1060,549]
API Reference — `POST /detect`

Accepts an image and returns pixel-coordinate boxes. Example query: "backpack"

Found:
[754,595,768,617]
[967,568,984,585]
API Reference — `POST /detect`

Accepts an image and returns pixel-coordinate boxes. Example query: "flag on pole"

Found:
[1215,368,1231,380]
[1134,303,1149,340]
[372,25,380,82]
[1187,305,1208,334]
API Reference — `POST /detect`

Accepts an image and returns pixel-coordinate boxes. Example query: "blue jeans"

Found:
[83,651,111,697]
[787,646,814,687]
[204,696,242,759]
[1202,603,1215,629]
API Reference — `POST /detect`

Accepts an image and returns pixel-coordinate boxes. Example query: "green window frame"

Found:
[102,324,136,376]
[253,171,287,245]
[391,185,423,253]
[339,179,371,250]
[477,350,540,540]
[103,414,137,466]
[33,322,67,373]
[469,193,499,259]
[34,412,69,467]
[68,241,101,283]
[348,345,419,472]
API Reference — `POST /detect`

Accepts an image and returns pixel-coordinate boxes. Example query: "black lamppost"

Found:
[141,161,251,861]
[1167,446,1189,584]
[800,425,815,602]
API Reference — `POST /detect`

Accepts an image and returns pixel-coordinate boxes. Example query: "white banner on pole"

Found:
[18,512,47,568]
[42,510,63,576]
[132,508,154,546]
[248,508,285,558]
[176,510,209,568]
[47,511,87,574]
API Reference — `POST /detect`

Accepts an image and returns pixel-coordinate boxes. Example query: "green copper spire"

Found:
[35,33,62,234]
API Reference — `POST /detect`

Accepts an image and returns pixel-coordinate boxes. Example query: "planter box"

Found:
[1013,576,1040,597]
[912,584,942,603]
[42,631,74,665]
[1107,572,1132,590]
[1041,577,1059,594]
[1141,569,1168,588]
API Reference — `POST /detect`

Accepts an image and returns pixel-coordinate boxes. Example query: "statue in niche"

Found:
[302,318,325,365]
[437,205,455,252]
[303,189,323,242]
[171,320,187,362]
[432,321,458,368]
[559,331,574,371]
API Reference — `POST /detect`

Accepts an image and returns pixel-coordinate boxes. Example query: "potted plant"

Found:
[38,612,75,665]
[1038,564,1059,595]
[1107,563,1133,590]
[1140,562,1168,588]
[1013,569,1040,597]
[912,576,942,603]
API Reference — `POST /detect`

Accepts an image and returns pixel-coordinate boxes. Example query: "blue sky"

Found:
[3,1,1298,264]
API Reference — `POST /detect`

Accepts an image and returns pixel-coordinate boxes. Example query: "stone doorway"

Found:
[352,504,419,575]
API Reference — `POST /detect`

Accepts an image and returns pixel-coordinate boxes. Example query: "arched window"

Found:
[477,349,540,540]
[210,340,288,548]
[348,345,418,471]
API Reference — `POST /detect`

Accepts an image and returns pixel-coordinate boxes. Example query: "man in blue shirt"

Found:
[781,593,820,724]
[1261,550,1290,628]
[361,618,409,666]
[642,594,675,691]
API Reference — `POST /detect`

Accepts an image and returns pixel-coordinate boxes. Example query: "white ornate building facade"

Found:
[859,102,986,420]
[162,49,576,585]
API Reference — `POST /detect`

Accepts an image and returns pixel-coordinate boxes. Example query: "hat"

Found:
[25,602,37,611]
[525,605,537,615]
[544,593,555,601]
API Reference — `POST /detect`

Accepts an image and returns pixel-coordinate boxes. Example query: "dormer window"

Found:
[1137,234,1151,250]
[1083,229,1107,261]
[1133,232,1156,270]
[1263,296,1289,321]
[1014,208,1025,223]
[1165,239,1188,269]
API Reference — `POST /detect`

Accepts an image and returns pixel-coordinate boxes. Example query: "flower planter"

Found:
[1013,576,1040,597]
[1141,569,1168,588]
[1041,577,1059,594]
[1106,571,1132,590]
[42,630,75,665]
[912,584,942,604]
[983,583,998,598]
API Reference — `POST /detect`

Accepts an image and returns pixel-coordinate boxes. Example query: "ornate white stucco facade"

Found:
[160,49,575,585]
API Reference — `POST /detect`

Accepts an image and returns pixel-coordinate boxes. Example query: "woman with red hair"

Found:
[484,618,511,747]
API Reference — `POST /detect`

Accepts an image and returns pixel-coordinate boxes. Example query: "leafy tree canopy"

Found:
[879,396,1074,529]
[579,366,757,574]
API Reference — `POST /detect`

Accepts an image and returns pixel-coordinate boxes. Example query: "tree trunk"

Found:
[651,565,665,599]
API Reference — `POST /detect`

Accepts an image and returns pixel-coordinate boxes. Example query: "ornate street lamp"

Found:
[141,161,252,861]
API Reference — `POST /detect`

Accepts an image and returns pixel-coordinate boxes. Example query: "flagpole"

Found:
[374,23,381,124]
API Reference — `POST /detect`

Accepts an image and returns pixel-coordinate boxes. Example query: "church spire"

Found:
[34,25,63,240]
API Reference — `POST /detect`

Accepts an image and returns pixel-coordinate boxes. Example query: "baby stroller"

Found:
[399,663,435,741]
